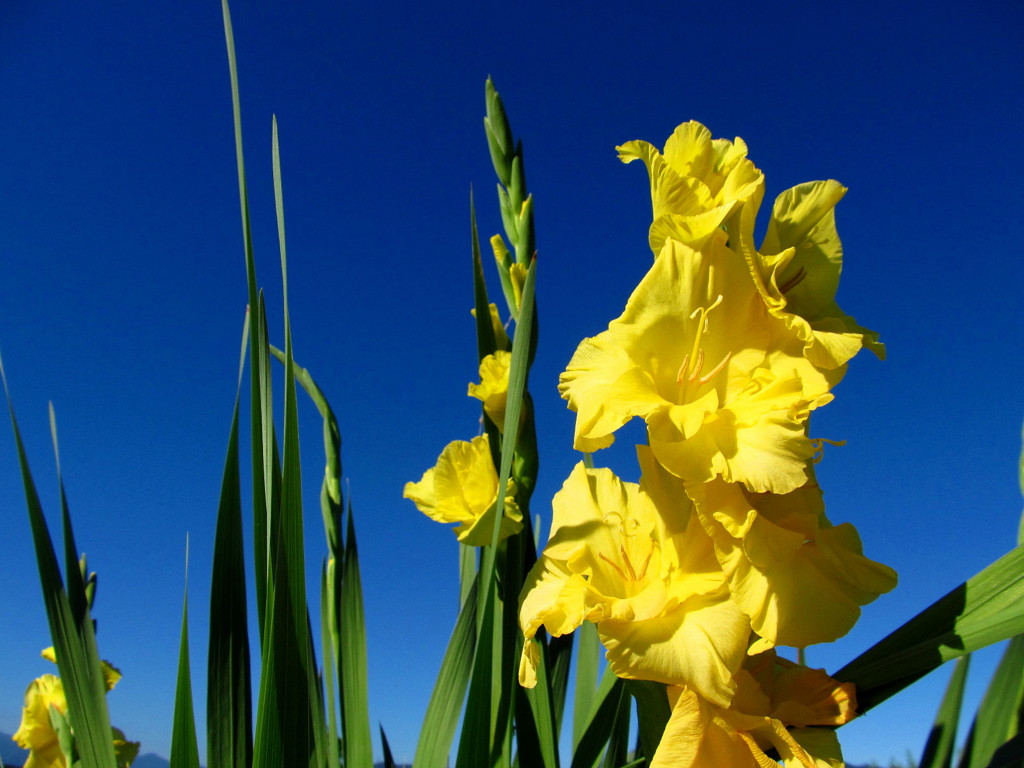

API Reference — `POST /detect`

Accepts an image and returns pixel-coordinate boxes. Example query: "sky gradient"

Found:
[1,0,1022,764]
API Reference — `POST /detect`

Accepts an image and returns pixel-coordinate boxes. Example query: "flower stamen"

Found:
[778,265,807,294]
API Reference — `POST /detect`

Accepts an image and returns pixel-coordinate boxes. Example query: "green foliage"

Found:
[918,655,969,768]
[838,543,1024,713]
[1,377,119,768]
[170,578,201,768]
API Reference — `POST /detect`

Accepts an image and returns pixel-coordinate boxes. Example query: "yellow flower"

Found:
[732,648,856,728]
[617,121,764,255]
[42,647,122,692]
[737,179,884,369]
[13,674,67,768]
[559,235,832,493]
[687,478,897,647]
[404,434,522,546]
[467,350,511,430]
[518,460,748,706]
[12,652,139,768]
[470,302,510,351]
[651,685,847,768]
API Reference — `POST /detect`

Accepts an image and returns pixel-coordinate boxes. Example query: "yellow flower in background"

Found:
[618,121,763,255]
[41,647,122,692]
[687,478,897,648]
[737,179,884,369]
[468,350,511,430]
[519,460,748,707]
[559,234,831,493]
[13,649,138,768]
[13,674,66,768]
[404,434,522,546]
[470,302,511,351]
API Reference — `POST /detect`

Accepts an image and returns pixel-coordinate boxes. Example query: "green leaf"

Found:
[983,729,1024,768]
[837,543,1024,713]
[320,561,341,768]
[569,672,625,768]
[957,636,1024,768]
[470,191,500,357]
[626,680,671,764]
[170,566,201,768]
[380,725,398,768]
[572,621,602,750]
[516,629,560,768]
[207,315,253,768]
[455,576,503,768]
[340,506,374,768]
[918,655,970,768]
[414,577,479,768]
[601,682,632,768]
[1,361,118,768]
[221,0,277,643]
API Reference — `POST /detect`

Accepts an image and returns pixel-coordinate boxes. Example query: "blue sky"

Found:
[0,0,1021,764]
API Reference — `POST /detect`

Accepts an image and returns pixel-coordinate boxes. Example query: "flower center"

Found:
[598,512,654,587]
[676,294,732,394]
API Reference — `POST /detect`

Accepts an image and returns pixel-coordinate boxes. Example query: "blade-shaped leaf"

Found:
[207,315,253,768]
[380,725,398,768]
[957,636,1024,768]
[414,577,479,768]
[837,543,1024,712]
[1,361,118,768]
[340,506,374,768]
[919,655,970,768]
[626,680,670,765]
[171,569,201,768]
[572,621,602,750]
[570,672,625,768]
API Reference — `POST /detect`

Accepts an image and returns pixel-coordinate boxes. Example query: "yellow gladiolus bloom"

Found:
[41,646,122,692]
[519,461,749,707]
[687,478,897,648]
[467,350,511,431]
[470,302,511,351]
[14,650,139,768]
[404,434,522,546]
[732,648,856,728]
[13,674,67,768]
[652,685,847,768]
[559,235,832,493]
[737,179,884,369]
[618,120,764,256]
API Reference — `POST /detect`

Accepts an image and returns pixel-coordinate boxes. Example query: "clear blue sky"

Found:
[1,0,1021,764]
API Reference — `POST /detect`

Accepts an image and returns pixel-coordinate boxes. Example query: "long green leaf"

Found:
[170,566,200,768]
[320,562,341,768]
[455,576,503,768]
[221,0,272,642]
[958,636,1024,768]
[414,577,479,768]
[837,543,1024,712]
[601,683,631,768]
[983,729,1024,768]
[380,726,398,768]
[517,631,560,768]
[919,655,971,768]
[572,621,601,750]
[207,315,253,768]
[626,680,671,765]
[569,672,624,768]
[340,506,374,768]
[1,364,118,768]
